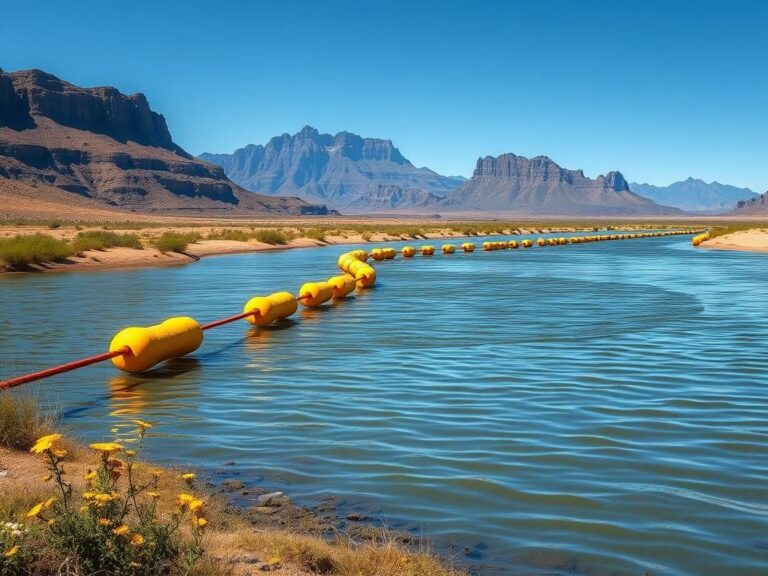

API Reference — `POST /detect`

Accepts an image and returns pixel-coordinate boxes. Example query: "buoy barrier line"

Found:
[1,229,702,388]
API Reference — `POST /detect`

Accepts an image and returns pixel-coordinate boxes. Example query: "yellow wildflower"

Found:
[188,499,205,513]
[30,434,62,454]
[82,492,96,501]
[84,470,97,481]
[177,493,195,507]
[113,525,130,536]
[94,493,115,503]
[98,518,111,526]
[151,469,163,478]
[43,496,56,509]
[51,448,68,458]
[125,450,136,457]
[47,519,55,526]
[130,533,144,547]
[133,419,152,430]
[3,545,19,558]
[79,505,89,512]
[196,517,208,528]
[41,474,52,482]
[26,502,44,518]
[269,556,281,565]
[181,473,195,481]
[146,491,161,499]
[90,442,123,454]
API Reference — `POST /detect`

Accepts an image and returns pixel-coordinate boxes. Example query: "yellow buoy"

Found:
[370,248,385,261]
[522,239,533,248]
[401,246,416,257]
[243,291,298,326]
[355,264,377,287]
[110,316,203,373]
[442,244,455,254]
[382,247,397,259]
[509,240,519,249]
[421,245,435,256]
[461,242,475,252]
[327,274,357,299]
[298,281,334,307]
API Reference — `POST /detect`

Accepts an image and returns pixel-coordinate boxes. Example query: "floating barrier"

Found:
[299,281,334,307]
[110,317,203,374]
[328,274,357,299]
[0,228,703,388]
[242,291,298,326]
[691,232,711,246]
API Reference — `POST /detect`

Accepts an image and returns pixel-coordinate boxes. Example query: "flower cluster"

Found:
[9,418,208,574]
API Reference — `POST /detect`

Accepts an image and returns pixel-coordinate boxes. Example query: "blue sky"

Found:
[2,0,766,190]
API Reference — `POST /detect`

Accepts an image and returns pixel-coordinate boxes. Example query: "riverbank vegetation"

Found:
[0,393,462,576]
[0,218,746,272]
[705,223,766,240]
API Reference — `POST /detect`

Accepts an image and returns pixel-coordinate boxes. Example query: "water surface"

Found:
[1,234,766,575]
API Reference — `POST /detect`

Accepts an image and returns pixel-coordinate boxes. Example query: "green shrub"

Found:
[152,232,201,253]
[303,228,327,243]
[0,394,56,451]
[254,229,288,245]
[71,231,142,253]
[206,229,252,242]
[47,221,62,229]
[0,234,73,268]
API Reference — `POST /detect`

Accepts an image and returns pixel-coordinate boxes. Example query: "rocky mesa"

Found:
[446,153,681,215]
[0,69,329,216]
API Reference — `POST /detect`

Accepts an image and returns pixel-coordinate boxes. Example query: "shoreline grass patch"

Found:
[253,229,288,245]
[0,234,73,268]
[71,231,142,253]
[152,232,201,253]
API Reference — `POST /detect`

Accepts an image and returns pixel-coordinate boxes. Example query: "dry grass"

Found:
[0,393,58,451]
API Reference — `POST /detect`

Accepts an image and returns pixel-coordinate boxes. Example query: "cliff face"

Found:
[199,126,464,212]
[630,178,759,213]
[732,190,768,215]
[447,153,680,215]
[0,69,327,215]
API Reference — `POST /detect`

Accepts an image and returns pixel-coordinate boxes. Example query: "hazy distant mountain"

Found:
[447,153,680,215]
[630,178,758,213]
[731,190,768,215]
[199,126,464,212]
[0,68,327,215]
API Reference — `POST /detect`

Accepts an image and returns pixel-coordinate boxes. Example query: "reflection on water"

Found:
[2,233,768,576]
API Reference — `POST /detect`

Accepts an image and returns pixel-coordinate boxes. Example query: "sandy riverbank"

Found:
[0,223,583,274]
[702,228,768,253]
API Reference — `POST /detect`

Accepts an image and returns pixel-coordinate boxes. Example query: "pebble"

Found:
[345,513,368,522]
[256,491,288,507]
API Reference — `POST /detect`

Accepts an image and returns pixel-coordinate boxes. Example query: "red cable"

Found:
[0,346,131,390]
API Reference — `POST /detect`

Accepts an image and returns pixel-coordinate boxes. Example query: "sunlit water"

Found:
[1,233,767,575]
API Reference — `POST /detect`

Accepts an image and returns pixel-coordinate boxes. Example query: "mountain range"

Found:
[199,126,464,212]
[201,129,678,215]
[1,68,760,219]
[629,178,758,213]
[0,68,329,217]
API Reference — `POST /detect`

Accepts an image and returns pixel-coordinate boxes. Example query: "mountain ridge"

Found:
[199,126,464,212]
[0,68,329,216]
[445,153,680,215]
[629,177,757,213]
